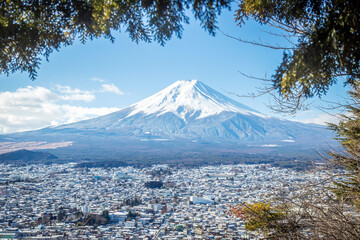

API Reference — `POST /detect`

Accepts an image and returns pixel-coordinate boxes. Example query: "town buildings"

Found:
[0,163,328,239]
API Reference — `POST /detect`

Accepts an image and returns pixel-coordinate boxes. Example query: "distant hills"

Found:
[0,149,58,164]
[0,80,335,159]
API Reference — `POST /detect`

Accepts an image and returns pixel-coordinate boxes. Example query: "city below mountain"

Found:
[0,80,335,159]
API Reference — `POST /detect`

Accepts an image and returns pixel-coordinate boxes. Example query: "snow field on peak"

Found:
[126,80,268,121]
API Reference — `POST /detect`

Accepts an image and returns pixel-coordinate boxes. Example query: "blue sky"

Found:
[0,8,347,133]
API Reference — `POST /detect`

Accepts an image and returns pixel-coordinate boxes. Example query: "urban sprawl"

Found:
[0,163,327,239]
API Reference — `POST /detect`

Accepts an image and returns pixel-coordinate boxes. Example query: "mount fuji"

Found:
[0,80,334,157]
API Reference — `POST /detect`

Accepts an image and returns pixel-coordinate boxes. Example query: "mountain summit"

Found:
[125,80,264,121]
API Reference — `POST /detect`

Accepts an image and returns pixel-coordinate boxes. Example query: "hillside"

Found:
[0,149,58,164]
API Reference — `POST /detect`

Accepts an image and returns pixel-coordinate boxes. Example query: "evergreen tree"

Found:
[102,210,110,222]
[57,210,66,222]
[328,86,360,208]
[235,0,360,112]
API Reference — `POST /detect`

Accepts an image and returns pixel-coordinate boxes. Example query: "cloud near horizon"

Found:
[90,77,105,83]
[294,112,340,126]
[0,86,120,134]
[100,83,124,95]
[56,85,96,102]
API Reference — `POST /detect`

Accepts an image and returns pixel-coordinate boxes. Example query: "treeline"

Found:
[3,150,315,171]
[122,197,142,207]
[36,209,110,227]
[0,149,61,165]
[144,181,163,189]
[72,154,314,171]
[74,161,129,168]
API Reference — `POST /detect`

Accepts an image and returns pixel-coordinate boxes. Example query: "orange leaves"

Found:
[229,201,285,232]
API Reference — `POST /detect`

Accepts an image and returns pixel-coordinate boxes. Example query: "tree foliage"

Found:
[126,210,139,221]
[122,197,142,206]
[231,183,360,239]
[235,0,360,112]
[229,84,360,237]
[328,86,360,209]
[230,87,360,237]
[57,209,66,221]
[0,0,230,80]
[231,202,288,235]
[102,210,110,221]
[230,1,360,238]
[144,180,163,188]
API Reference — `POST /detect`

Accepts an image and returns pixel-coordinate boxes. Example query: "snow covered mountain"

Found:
[125,79,264,120]
[50,80,331,145]
[0,80,335,156]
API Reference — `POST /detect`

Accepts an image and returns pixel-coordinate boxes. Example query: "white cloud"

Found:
[56,85,95,102]
[91,77,105,83]
[261,144,280,147]
[296,113,340,125]
[59,105,119,124]
[100,83,124,95]
[0,86,119,134]
[56,83,125,98]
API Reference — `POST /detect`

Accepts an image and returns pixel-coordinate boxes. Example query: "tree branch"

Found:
[219,29,296,50]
